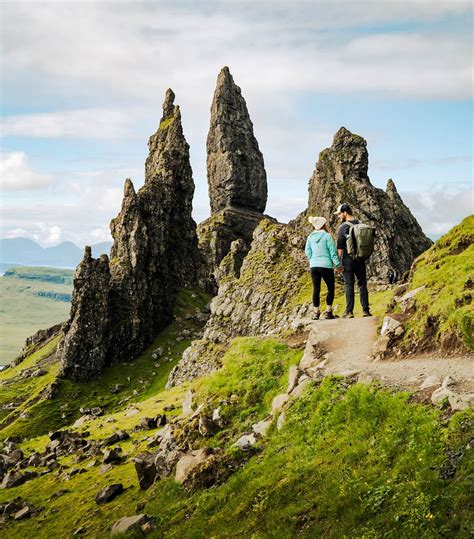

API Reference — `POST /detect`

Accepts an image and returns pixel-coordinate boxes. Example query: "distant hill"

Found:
[0,237,112,270]
[0,266,74,365]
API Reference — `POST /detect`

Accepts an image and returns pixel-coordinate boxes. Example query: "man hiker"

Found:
[335,203,372,318]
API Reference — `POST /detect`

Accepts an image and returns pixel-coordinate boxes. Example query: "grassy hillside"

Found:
[1,335,472,538]
[390,215,474,353]
[0,267,73,365]
[0,220,472,538]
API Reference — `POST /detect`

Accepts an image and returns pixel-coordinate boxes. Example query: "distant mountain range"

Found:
[0,237,112,270]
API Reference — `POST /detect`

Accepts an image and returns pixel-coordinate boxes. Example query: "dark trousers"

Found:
[342,257,369,313]
[310,267,335,308]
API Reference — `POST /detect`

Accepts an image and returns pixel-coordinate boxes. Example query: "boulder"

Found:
[133,453,159,490]
[95,484,124,504]
[381,316,401,337]
[419,375,441,390]
[287,364,301,393]
[233,434,257,450]
[0,471,25,489]
[175,448,229,490]
[271,394,289,417]
[103,448,122,464]
[111,514,154,536]
[182,390,195,416]
[252,419,272,437]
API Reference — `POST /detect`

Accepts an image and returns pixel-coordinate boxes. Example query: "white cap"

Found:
[308,216,327,230]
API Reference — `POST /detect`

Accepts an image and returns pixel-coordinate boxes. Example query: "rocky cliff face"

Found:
[198,67,268,293]
[167,219,311,387]
[59,91,199,381]
[298,127,432,278]
[207,67,267,214]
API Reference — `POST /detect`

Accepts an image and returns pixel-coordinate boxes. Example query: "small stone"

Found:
[431,387,455,405]
[14,506,31,520]
[271,394,289,417]
[287,364,301,393]
[182,390,195,416]
[111,514,152,536]
[95,483,124,504]
[73,526,86,536]
[252,419,272,437]
[419,375,441,390]
[381,316,401,337]
[103,448,122,464]
[233,434,257,450]
[290,378,310,399]
[99,464,114,474]
[277,411,286,431]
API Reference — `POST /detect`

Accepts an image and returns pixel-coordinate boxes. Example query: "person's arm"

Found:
[305,236,312,261]
[336,224,346,262]
[327,235,341,268]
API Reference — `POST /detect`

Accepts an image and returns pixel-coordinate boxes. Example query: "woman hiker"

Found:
[305,216,342,320]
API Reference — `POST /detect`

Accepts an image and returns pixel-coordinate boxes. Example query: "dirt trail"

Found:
[300,316,474,395]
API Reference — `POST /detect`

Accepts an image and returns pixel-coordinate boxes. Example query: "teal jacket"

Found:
[305,231,341,269]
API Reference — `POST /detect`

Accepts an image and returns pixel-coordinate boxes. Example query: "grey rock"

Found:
[207,66,267,214]
[14,506,31,520]
[103,448,122,464]
[59,89,200,381]
[95,483,124,504]
[233,433,257,450]
[252,419,272,437]
[111,514,153,536]
[0,470,25,489]
[296,127,432,279]
[381,316,401,337]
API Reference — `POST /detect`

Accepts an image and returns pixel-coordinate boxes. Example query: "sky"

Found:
[0,0,473,247]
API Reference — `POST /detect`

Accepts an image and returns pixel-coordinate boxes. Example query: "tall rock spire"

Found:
[59,90,199,381]
[207,66,267,213]
[304,127,432,278]
[197,67,269,293]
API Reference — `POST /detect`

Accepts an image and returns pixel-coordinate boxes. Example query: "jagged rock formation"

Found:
[59,90,199,381]
[167,220,311,387]
[198,67,268,293]
[207,66,267,213]
[297,127,432,278]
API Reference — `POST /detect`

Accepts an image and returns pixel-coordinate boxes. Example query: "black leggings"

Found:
[310,267,335,308]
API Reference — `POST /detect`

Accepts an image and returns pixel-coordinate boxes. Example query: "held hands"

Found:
[335,266,344,274]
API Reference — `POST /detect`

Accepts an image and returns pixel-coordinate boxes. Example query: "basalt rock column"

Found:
[199,67,268,292]
[60,90,200,380]
[58,248,111,382]
[207,66,267,213]
[302,126,432,278]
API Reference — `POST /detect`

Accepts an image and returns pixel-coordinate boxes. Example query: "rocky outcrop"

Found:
[207,66,267,214]
[199,67,268,292]
[167,220,312,387]
[297,127,432,278]
[58,249,111,381]
[59,90,199,381]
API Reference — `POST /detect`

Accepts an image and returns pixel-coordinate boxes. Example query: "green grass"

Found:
[398,215,474,351]
[1,338,472,538]
[0,267,73,365]
[0,288,211,441]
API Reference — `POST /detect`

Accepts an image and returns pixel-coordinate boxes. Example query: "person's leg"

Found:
[310,268,322,311]
[354,261,370,312]
[343,268,355,314]
[321,268,335,309]
[321,268,336,319]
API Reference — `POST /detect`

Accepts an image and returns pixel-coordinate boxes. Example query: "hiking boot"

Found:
[322,311,335,320]
[313,310,321,320]
[342,311,354,319]
[362,310,372,317]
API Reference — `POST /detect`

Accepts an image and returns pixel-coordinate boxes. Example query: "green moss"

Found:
[159,117,174,130]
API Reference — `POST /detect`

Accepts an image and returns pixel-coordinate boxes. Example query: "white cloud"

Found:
[1,109,131,139]
[401,186,473,238]
[1,2,471,101]
[0,152,54,190]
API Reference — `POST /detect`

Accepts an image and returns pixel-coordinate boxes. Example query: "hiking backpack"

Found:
[345,222,376,260]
